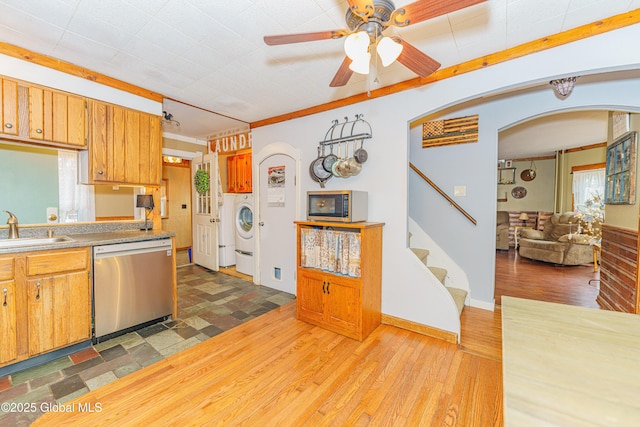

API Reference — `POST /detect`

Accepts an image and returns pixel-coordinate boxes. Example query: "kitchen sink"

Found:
[0,236,75,249]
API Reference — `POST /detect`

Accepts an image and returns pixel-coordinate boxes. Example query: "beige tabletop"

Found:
[502,296,640,426]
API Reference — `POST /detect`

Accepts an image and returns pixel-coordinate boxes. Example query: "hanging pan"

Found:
[354,139,368,164]
[310,146,332,187]
[323,144,338,172]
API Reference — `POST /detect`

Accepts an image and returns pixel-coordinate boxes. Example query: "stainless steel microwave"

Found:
[307,190,368,223]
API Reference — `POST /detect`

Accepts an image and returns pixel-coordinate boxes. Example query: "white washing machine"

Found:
[218,193,236,267]
[234,193,254,276]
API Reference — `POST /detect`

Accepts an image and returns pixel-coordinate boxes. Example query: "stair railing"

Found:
[409,162,477,226]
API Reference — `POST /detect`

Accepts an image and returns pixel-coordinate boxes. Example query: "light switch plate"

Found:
[454,186,466,197]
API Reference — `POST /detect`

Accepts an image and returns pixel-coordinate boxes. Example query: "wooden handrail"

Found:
[409,162,477,226]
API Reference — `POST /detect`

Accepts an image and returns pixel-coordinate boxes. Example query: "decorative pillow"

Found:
[558,234,591,244]
[548,223,576,241]
[521,229,544,239]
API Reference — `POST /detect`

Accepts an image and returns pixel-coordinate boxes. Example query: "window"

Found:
[572,166,605,215]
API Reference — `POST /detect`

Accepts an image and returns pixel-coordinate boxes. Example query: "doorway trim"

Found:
[253,142,301,285]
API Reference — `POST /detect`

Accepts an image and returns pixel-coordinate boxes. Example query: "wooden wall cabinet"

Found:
[28,86,87,147]
[83,100,162,186]
[295,221,384,341]
[227,152,252,193]
[0,77,19,136]
[0,247,91,369]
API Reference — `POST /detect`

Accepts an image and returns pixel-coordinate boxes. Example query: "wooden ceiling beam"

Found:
[0,42,163,103]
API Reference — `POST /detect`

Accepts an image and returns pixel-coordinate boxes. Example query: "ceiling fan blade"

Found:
[264,30,346,46]
[389,0,486,27]
[330,57,354,87]
[396,40,441,78]
[347,0,375,19]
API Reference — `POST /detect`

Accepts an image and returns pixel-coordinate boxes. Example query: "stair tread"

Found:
[410,248,429,263]
[446,287,467,316]
[428,266,447,284]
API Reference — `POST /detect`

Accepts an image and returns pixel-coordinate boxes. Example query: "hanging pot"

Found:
[323,144,337,172]
[347,141,362,176]
[354,139,368,164]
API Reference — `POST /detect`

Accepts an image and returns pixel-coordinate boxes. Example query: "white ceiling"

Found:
[0,0,637,152]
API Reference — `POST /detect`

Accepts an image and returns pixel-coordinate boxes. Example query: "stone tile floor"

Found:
[0,264,295,426]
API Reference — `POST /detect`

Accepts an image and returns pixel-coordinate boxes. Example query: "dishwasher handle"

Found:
[93,239,172,259]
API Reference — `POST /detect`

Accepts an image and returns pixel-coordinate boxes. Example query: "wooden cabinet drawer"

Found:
[26,248,89,276]
[0,257,14,281]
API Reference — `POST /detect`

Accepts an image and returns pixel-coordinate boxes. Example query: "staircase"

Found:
[410,247,467,316]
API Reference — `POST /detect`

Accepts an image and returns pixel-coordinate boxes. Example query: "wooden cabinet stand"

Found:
[295,221,384,341]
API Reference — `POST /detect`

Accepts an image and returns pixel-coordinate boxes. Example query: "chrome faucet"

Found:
[4,211,19,239]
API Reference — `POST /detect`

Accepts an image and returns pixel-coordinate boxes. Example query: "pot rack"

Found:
[319,114,372,146]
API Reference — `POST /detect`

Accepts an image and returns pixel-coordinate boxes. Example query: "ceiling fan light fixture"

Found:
[349,52,371,74]
[377,36,403,67]
[344,31,370,60]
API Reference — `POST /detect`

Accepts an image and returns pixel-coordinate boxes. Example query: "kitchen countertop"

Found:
[502,296,640,426]
[0,229,175,254]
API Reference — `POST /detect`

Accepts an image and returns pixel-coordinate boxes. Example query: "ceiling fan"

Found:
[264,0,486,87]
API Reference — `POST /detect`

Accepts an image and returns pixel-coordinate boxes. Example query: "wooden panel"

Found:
[149,114,162,185]
[296,269,325,324]
[26,248,89,276]
[1,78,18,135]
[0,280,17,364]
[111,105,126,183]
[0,256,14,281]
[125,109,140,184]
[138,112,151,184]
[67,270,91,344]
[323,276,361,335]
[66,94,86,146]
[51,91,68,143]
[598,224,638,313]
[28,86,44,139]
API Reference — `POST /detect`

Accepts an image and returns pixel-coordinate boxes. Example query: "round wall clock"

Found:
[511,186,527,199]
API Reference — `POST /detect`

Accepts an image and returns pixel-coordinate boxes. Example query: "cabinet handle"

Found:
[36,282,41,300]
[2,288,7,307]
[98,170,104,175]
[322,281,326,294]
[326,282,330,295]
[4,123,12,129]
[36,128,43,134]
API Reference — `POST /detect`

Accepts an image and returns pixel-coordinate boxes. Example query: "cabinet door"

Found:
[237,153,252,193]
[27,271,90,356]
[0,280,18,365]
[1,78,19,135]
[227,155,238,192]
[125,108,141,184]
[88,100,111,182]
[29,87,86,146]
[297,270,325,323]
[323,276,360,333]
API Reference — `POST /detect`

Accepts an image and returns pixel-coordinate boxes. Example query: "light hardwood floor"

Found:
[33,249,596,426]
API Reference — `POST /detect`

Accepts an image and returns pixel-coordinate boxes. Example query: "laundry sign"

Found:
[209,131,252,154]
[267,165,285,207]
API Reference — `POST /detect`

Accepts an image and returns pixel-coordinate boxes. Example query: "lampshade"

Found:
[136,194,154,210]
[344,31,370,61]
[377,37,403,67]
[349,52,371,74]
[550,77,578,98]
[518,212,529,221]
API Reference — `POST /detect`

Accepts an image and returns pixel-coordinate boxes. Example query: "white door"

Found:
[192,153,219,271]
[258,154,296,293]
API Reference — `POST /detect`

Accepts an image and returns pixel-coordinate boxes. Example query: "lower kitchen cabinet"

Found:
[297,269,360,336]
[0,247,91,369]
[0,257,17,365]
[295,221,384,341]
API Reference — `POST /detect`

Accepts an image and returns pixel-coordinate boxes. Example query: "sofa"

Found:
[496,211,510,250]
[518,212,596,266]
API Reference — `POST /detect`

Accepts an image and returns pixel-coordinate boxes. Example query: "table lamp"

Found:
[136,194,154,231]
[518,212,529,226]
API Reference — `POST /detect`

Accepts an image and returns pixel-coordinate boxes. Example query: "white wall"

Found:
[252,23,640,331]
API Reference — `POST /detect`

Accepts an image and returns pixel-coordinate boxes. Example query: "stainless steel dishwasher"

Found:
[93,238,173,343]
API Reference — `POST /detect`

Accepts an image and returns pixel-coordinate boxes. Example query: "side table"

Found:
[514,226,532,249]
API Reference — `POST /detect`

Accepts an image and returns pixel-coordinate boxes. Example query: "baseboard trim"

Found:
[469,298,495,311]
[381,314,458,344]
